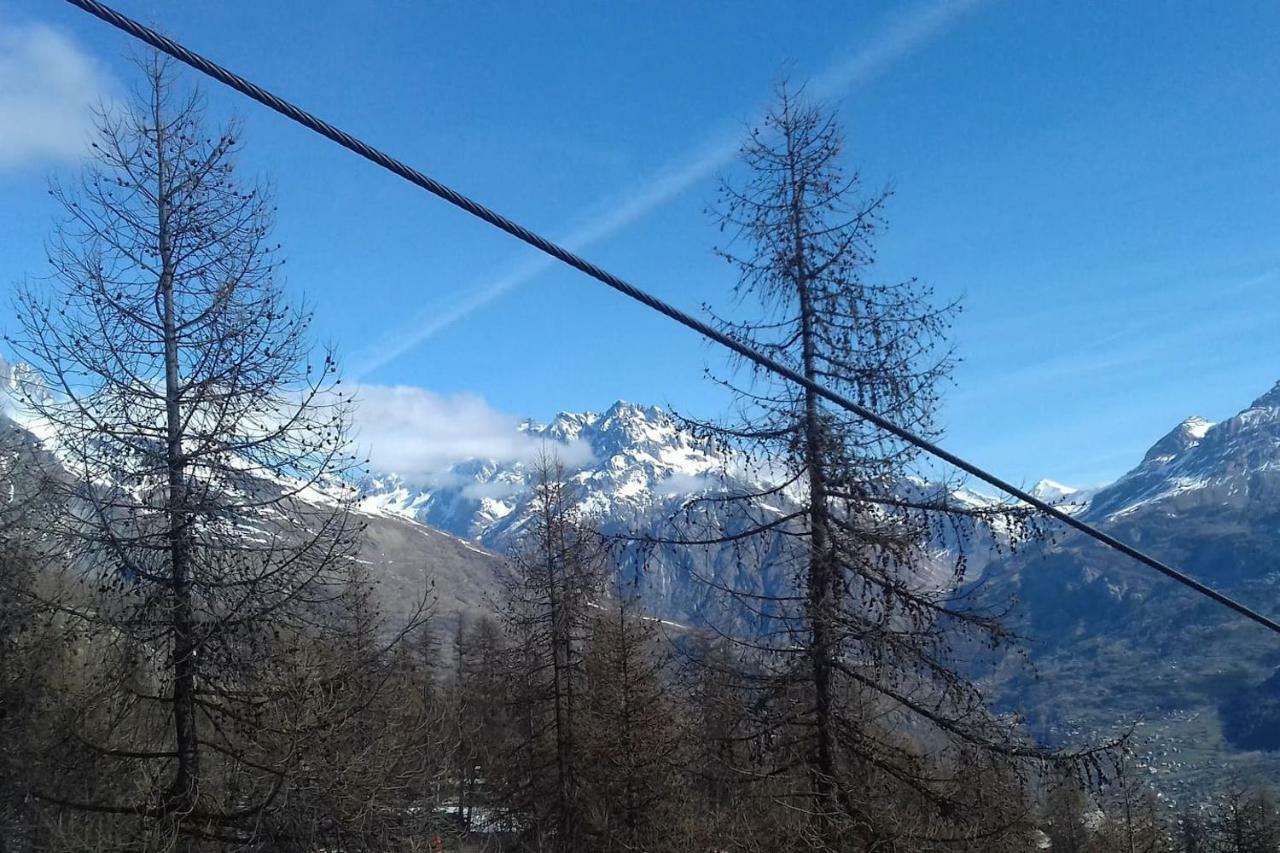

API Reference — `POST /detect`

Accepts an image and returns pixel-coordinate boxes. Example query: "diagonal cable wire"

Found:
[62,0,1280,636]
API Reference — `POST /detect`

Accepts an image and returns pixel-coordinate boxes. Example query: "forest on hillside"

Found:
[1,56,1276,853]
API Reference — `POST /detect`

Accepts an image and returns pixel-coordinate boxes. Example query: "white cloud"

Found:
[654,472,720,498]
[461,479,522,501]
[0,17,113,170]
[353,384,594,482]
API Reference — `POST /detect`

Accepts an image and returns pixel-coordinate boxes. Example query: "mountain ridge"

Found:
[992,379,1280,802]
[8,348,1280,794]
[358,381,1280,798]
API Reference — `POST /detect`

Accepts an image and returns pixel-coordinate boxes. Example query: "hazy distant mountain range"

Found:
[7,351,1280,798]
[357,381,1280,800]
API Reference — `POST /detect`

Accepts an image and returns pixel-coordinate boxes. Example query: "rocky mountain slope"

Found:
[994,381,1280,802]
[359,381,1280,799]
[0,357,506,630]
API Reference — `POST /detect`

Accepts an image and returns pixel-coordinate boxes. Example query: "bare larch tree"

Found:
[578,579,688,852]
[7,57,364,848]
[676,84,1097,850]
[494,454,605,852]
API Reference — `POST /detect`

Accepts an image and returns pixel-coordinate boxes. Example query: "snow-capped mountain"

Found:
[1085,383,1280,520]
[362,401,731,548]
[1013,382,1280,523]
[359,400,1031,622]
[1030,479,1081,503]
[994,380,1280,796]
[360,401,746,620]
[1029,478,1094,514]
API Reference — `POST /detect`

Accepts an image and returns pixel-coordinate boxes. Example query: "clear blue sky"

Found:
[1,0,1278,488]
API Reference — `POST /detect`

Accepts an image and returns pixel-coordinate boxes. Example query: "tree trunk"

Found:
[547,511,576,851]
[789,148,839,824]
[155,93,200,822]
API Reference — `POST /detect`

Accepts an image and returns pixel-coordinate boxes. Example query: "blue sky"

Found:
[1,0,1278,488]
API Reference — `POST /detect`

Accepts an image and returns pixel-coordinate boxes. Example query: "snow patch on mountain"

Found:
[1027,479,1096,515]
[1087,389,1280,520]
[1031,479,1079,502]
[361,401,730,547]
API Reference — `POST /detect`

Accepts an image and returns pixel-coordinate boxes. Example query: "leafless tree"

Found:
[439,612,511,839]
[1043,777,1092,853]
[494,453,606,852]
[670,83,1108,849]
[1090,753,1173,853]
[0,543,57,852]
[6,56,369,848]
[1209,784,1280,853]
[262,562,437,852]
[578,580,689,852]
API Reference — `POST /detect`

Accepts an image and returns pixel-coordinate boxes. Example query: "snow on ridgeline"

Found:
[1086,381,1280,520]
[359,401,732,545]
[359,398,1098,552]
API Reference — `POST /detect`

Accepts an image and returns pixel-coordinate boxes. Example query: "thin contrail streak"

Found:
[349,0,985,380]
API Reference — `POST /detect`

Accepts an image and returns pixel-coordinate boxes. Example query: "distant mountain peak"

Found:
[541,410,599,442]
[1031,479,1079,501]
[538,401,671,444]
[362,400,725,546]
[1249,380,1280,410]
[1028,479,1095,515]
[1181,415,1215,437]
[1032,478,1076,495]
[1141,415,1214,465]
[1088,382,1280,520]
[603,399,661,418]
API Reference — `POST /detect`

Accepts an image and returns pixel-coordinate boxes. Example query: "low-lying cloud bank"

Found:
[353,384,593,483]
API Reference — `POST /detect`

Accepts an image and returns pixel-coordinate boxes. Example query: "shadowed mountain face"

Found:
[363,383,1280,798]
[0,352,507,633]
[355,508,505,628]
[991,381,1280,802]
[359,400,1010,627]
